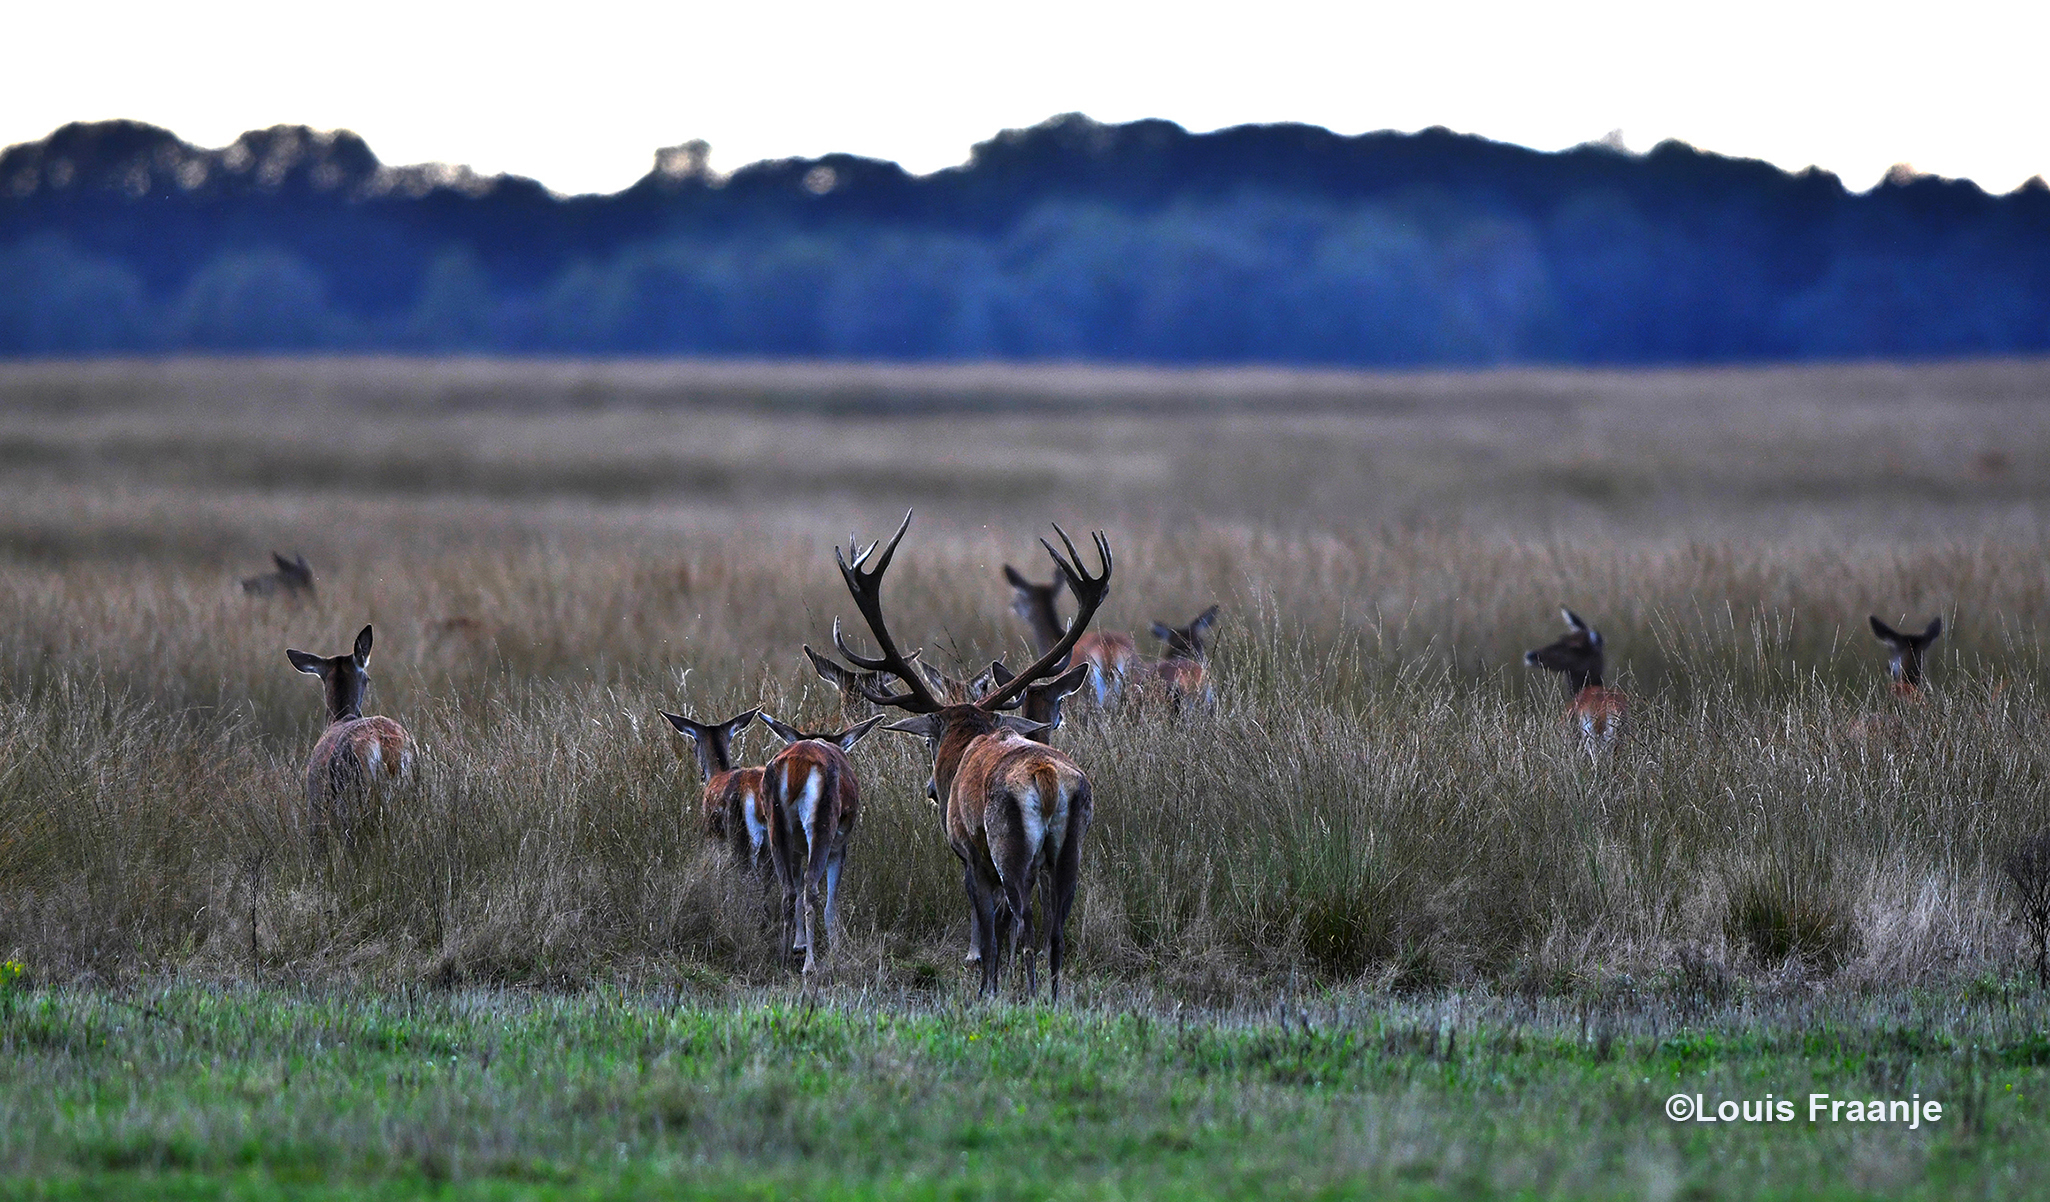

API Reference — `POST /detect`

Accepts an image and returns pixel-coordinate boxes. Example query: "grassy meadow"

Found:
[6,355,2050,1194]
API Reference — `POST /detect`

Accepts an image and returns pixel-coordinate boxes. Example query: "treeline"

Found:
[3,115,2049,363]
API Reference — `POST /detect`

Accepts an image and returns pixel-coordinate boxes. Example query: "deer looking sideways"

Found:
[1524,608,1628,758]
[1004,566,1219,709]
[286,625,414,843]
[660,708,767,875]
[823,512,1109,999]
[755,712,885,973]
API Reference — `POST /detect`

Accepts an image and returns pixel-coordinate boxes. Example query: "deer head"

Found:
[660,708,760,784]
[1869,615,1943,691]
[1524,607,1606,694]
[1150,605,1220,662]
[286,624,375,723]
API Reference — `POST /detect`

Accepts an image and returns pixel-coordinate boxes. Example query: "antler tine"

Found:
[830,510,944,713]
[831,616,896,673]
[977,525,1113,712]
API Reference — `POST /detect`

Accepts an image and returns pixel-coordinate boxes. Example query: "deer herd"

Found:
[264,529,1944,1000]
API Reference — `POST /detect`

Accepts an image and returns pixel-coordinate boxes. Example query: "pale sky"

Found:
[5,0,2046,198]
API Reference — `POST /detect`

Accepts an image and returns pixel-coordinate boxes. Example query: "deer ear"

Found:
[1045,661,1091,700]
[760,714,806,746]
[352,625,374,664]
[1562,608,1588,632]
[721,709,761,739]
[660,710,703,738]
[1192,604,1221,632]
[1002,564,1032,590]
[884,713,946,738]
[988,661,1016,686]
[996,715,1049,737]
[1150,623,1174,642]
[915,660,952,692]
[287,649,326,676]
[803,645,852,686]
[1922,617,1943,643]
[272,551,296,573]
[833,714,886,752]
[1869,615,1901,643]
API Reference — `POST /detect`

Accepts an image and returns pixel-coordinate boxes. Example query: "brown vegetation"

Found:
[3,356,2050,999]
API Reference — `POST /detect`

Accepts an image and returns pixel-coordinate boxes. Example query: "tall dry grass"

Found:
[4,356,2050,997]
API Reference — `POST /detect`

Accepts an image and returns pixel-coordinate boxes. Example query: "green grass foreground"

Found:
[3,986,2048,1199]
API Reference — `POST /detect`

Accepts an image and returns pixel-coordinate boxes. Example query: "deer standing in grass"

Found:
[1524,608,1627,758]
[243,552,314,599]
[1003,564,1140,706]
[756,713,885,972]
[1869,616,1942,696]
[828,513,1109,999]
[1848,616,1944,744]
[659,708,767,873]
[287,625,413,843]
[1146,605,1220,710]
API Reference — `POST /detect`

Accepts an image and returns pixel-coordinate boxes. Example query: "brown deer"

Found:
[1870,616,1943,696]
[1524,608,1627,758]
[984,661,1093,744]
[659,708,767,873]
[286,625,413,843]
[1848,615,1945,744]
[1145,605,1220,709]
[242,551,315,599]
[825,512,1109,1000]
[757,712,886,972]
[1003,564,1141,705]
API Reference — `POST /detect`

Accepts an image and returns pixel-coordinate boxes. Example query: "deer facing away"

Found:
[660,707,767,873]
[757,713,885,973]
[286,624,413,843]
[829,513,1109,999]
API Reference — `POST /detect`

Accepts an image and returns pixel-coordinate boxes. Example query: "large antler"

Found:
[831,510,947,713]
[973,524,1112,712]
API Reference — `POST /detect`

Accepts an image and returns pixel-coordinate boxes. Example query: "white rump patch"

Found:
[793,767,824,849]
[742,786,768,856]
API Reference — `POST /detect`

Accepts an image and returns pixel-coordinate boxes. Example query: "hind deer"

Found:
[243,552,314,599]
[659,708,767,873]
[826,512,1109,1000]
[756,712,886,973]
[1524,608,1627,758]
[1003,564,1141,705]
[286,625,413,843]
[1870,616,1942,696]
[1146,605,1220,709]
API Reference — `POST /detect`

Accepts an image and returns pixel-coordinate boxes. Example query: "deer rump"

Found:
[704,767,770,871]
[305,715,412,841]
[762,740,861,963]
[945,730,1093,986]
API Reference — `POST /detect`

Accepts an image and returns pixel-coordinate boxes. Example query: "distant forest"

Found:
[3,114,2049,364]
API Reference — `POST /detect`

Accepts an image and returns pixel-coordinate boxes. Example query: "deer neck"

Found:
[1020,596,1067,655]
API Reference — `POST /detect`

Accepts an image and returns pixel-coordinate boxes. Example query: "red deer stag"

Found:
[243,552,315,599]
[659,708,767,873]
[1146,605,1220,710]
[757,713,886,972]
[829,512,1110,999]
[1524,608,1627,758]
[286,625,413,843]
[1003,564,1140,705]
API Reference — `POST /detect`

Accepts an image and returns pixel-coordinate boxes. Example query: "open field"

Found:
[6,355,2050,1193]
